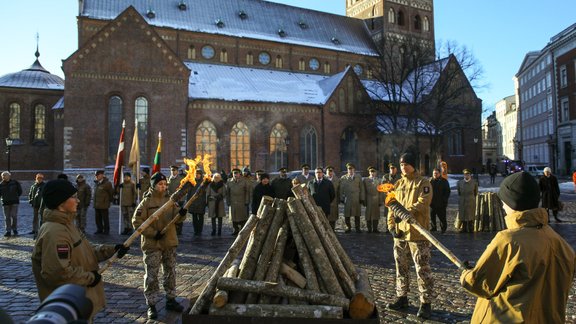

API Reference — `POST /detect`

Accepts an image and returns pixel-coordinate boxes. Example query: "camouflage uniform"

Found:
[167,171,185,234]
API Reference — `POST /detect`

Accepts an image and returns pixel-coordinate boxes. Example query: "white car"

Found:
[526,165,546,177]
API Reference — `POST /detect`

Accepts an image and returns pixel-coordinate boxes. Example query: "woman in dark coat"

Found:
[539,167,562,222]
[251,173,275,215]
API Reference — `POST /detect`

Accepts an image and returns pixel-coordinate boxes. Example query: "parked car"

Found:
[526,165,546,177]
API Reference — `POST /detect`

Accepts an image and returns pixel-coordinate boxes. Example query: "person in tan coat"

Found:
[461,171,575,323]
[339,163,365,233]
[93,170,114,235]
[32,180,128,320]
[226,168,250,235]
[119,172,137,235]
[363,166,382,233]
[132,172,186,320]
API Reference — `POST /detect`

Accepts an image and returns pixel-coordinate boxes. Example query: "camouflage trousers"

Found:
[143,248,178,306]
[121,206,134,229]
[75,207,88,232]
[393,239,434,303]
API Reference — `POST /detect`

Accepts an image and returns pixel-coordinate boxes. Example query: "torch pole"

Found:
[388,199,466,269]
[159,178,211,235]
[99,181,194,274]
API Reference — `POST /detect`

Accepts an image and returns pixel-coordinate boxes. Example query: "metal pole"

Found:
[6,147,10,172]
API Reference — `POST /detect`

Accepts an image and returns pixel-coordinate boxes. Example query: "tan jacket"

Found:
[340,174,365,217]
[31,209,115,319]
[363,176,382,221]
[461,208,576,323]
[93,177,114,209]
[387,172,432,241]
[226,178,250,221]
[132,190,181,251]
[119,180,137,207]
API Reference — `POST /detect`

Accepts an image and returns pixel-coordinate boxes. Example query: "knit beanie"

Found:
[497,171,540,211]
[43,179,78,209]
[150,172,167,188]
[399,153,416,168]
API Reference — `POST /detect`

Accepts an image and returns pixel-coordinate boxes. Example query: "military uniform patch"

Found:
[423,186,430,194]
[57,244,70,259]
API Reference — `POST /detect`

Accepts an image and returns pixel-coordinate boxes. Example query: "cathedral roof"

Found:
[186,62,348,105]
[80,0,380,56]
[0,59,64,91]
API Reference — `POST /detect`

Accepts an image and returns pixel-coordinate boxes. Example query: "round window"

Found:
[201,45,215,59]
[309,58,320,71]
[259,52,271,65]
[353,64,363,75]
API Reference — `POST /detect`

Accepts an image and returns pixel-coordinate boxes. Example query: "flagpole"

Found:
[119,165,123,235]
[114,120,126,235]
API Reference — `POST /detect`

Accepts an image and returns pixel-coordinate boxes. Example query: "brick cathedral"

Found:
[0,0,481,177]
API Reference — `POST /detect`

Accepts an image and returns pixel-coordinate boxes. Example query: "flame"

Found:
[377,183,396,207]
[180,154,213,188]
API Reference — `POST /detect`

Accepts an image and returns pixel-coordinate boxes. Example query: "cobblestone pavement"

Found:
[1,176,575,323]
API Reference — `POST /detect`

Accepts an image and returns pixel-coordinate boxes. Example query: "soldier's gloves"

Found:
[392,229,405,239]
[394,216,403,223]
[114,244,130,259]
[178,208,188,217]
[88,271,102,287]
[154,231,165,240]
[459,261,473,272]
[136,183,141,189]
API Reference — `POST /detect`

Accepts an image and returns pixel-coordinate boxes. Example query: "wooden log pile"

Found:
[474,192,506,232]
[189,185,376,320]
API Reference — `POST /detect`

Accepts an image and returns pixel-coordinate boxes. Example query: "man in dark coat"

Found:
[28,173,45,235]
[187,170,207,235]
[271,167,293,199]
[251,173,275,215]
[0,171,22,237]
[307,167,335,217]
[539,167,562,222]
[430,168,451,233]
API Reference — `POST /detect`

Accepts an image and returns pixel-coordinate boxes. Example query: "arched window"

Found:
[347,78,354,112]
[108,96,123,163]
[275,55,283,68]
[196,120,218,167]
[298,58,305,71]
[188,45,196,60]
[423,16,430,31]
[388,8,395,23]
[339,89,346,112]
[8,102,20,140]
[324,62,331,74]
[34,104,46,141]
[135,97,149,164]
[230,122,250,170]
[340,127,358,171]
[300,125,317,168]
[270,124,288,171]
[414,15,422,30]
[220,49,228,63]
[246,52,254,65]
[397,11,405,26]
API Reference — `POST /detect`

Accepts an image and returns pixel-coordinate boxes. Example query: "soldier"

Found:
[271,167,293,200]
[339,163,365,233]
[382,163,401,185]
[132,172,186,320]
[456,169,478,233]
[461,172,575,322]
[429,168,450,233]
[295,164,314,185]
[75,174,91,234]
[325,166,340,229]
[119,172,137,235]
[307,167,335,219]
[168,165,185,235]
[28,173,45,236]
[387,153,434,319]
[93,170,114,235]
[32,179,129,320]
[226,168,250,235]
[187,169,207,235]
[242,167,257,214]
[363,166,382,233]
[139,167,151,198]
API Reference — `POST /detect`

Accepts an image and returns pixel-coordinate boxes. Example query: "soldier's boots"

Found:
[147,305,158,320]
[166,298,184,312]
[387,296,409,310]
[372,221,380,233]
[417,303,432,319]
[344,217,352,233]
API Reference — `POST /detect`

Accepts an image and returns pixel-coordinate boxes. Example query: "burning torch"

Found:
[378,183,468,269]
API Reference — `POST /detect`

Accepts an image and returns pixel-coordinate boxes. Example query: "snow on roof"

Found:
[52,96,64,110]
[185,62,347,105]
[0,60,64,91]
[81,0,380,56]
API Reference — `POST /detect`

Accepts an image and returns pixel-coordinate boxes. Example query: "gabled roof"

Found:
[185,62,348,105]
[0,59,64,91]
[80,0,380,56]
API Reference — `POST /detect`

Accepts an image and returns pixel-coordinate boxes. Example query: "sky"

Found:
[0,0,574,116]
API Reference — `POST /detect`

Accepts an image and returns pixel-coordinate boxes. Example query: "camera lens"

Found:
[26,284,93,324]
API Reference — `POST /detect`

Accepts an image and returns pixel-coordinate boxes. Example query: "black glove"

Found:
[88,270,102,287]
[392,229,404,239]
[459,261,473,271]
[119,184,124,189]
[178,208,188,217]
[154,231,165,240]
[114,244,130,259]
[132,203,137,208]
[136,183,141,189]
[394,216,402,223]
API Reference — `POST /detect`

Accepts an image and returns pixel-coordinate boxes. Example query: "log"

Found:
[287,198,344,297]
[160,178,211,235]
[212,260,240,308]
[189,213,260,315]
[292,185,359,283]
[216,277,350,309]
[349,267,375,319]
[259,220,290,304]
[280,262,307,288]
[208,304,343,319]
[286,207,320,292]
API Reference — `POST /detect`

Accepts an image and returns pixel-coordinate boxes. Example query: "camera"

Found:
[26,284,93,324]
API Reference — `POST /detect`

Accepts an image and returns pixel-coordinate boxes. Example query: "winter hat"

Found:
[43,179,78,210]
[151,172,167,188]
[399,153,416,167]
[497,171,540,211]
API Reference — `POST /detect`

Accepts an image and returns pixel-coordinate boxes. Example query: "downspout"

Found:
[321,105,326,166]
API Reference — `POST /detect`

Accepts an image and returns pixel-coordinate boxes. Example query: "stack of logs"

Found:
[189,184,376,320]
[474,192,506,232]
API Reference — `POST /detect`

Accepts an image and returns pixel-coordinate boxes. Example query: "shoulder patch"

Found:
[56,244,70,259]
[423,186,430,194]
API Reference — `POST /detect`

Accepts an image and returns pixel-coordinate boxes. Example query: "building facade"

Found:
[495,95,517,160]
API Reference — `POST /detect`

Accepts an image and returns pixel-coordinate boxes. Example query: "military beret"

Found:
[463,169,472,174]
[346,163,356,169]
[151,172,167,188]
[301,164,310,169]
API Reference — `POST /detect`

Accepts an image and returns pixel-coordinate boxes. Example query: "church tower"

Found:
[346,0,435,55]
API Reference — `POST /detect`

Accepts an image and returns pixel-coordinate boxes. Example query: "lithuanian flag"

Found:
[152,132,162,174]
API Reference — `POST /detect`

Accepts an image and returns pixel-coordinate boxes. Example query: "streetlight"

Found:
[5,137,13,172]
[473,137,479,180]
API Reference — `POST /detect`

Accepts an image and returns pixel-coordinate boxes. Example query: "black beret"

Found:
[151,172,167,188]
[399,153,415,168]
[43,180,78,210]
[498,172,540,211]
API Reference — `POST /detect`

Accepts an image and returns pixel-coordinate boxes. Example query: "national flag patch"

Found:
[57,244,70,259]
